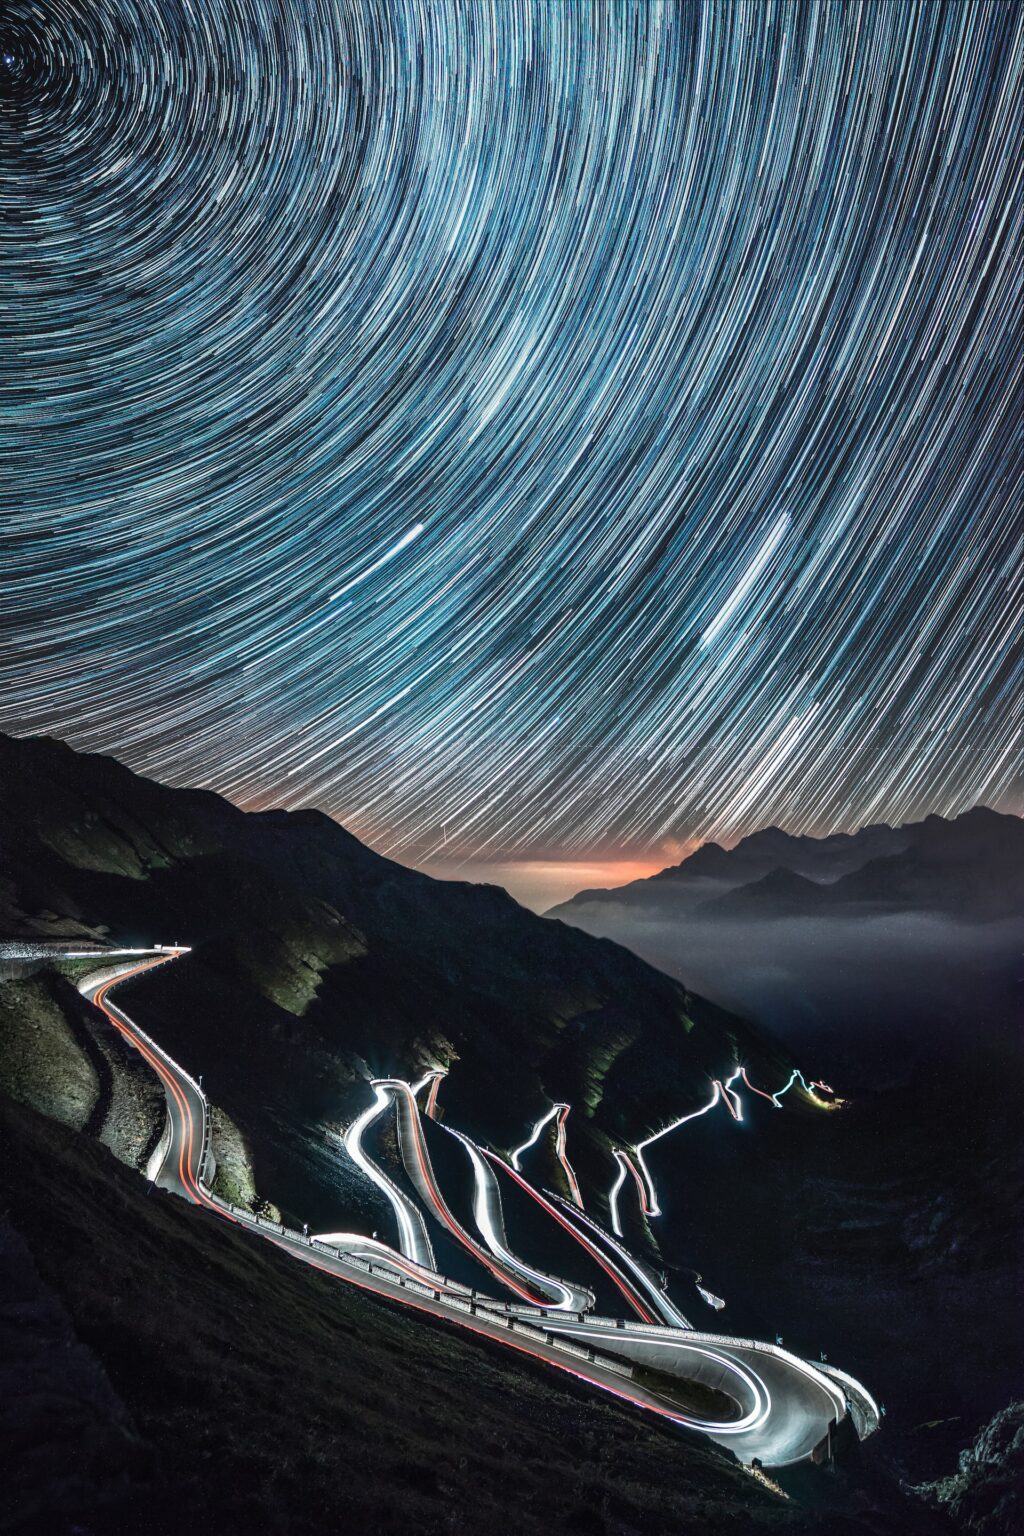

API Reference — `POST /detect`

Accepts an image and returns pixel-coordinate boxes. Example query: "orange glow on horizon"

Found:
[416,855,681,912]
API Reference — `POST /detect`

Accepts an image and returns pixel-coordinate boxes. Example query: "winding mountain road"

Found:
[74,946,877,1467]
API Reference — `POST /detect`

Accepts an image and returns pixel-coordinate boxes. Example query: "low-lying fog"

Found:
[549,908,1024,1090]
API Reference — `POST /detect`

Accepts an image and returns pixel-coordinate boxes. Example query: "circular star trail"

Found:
[1,1,1021,864]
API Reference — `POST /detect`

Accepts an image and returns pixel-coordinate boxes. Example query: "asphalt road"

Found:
[75,947,876,1466]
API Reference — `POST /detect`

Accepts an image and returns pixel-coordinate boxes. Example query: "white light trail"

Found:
[550,1195,693,1330]
[552,1328,771,1434]
[510,1104,561,1170]
[329,523,424,601]
[448,1129,581,1310]
[635,1082,723,1218]
[342,1085,436,1270]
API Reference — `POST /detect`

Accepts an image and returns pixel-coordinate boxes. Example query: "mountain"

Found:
[0,730,795,1238]
[548,807,1023,923]
[546,804,1024,1513]
[1,731,1017,1531]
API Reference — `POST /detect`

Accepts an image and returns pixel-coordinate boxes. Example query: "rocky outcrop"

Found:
[210,1104,280,1220]
[0,973,99,1132]
[916,1401,1024,1536]
[0,969,167,1174]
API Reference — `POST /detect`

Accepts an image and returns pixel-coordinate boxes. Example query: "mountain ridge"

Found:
[548,805,1023,922]
[0,729,798,1244]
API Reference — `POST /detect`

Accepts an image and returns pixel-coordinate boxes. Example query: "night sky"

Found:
[2,2,1021,906]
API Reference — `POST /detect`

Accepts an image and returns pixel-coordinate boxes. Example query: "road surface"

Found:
[73,947,877,1467]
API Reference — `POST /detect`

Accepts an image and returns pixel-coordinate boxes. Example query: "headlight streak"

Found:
[308,1231,472,1297]
[554,1103,584,1208]
[2,2,1020,864]
[609,1148,652,1235]
[510,1104,562,1170]
[547,1193,694,1332]
[549,1328,771,1436]
[446,1127,585,1311]
[342,1084,437,1270]
[72,947,878,1464]
[484,1150,660,1325]
[635,1082,724,1219]
[510,1099,584,1206]
[380,1078,549,1305]
[618,1065,834,1228]
[423,1069,445,1119]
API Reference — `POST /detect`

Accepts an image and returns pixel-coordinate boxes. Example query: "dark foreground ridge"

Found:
[0,1093,940,1536]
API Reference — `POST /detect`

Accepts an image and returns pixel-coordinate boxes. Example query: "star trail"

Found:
[2,1,1021,874]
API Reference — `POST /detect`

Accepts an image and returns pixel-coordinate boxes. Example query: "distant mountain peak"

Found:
[549,805,1022,921]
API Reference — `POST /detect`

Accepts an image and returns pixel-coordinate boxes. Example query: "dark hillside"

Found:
[0,1093,943,1536]
[0,730,796,1234]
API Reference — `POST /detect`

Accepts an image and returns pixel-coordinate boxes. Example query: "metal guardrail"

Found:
[197,1182,637,1379]
[817,1362,880,1437]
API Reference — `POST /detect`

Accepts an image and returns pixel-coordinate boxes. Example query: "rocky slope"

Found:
[917,1400,1024,1536]
[13,1091,913,1536]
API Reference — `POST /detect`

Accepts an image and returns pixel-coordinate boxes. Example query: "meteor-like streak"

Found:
[445,1128,589,1311]
[343,1085,437,1271]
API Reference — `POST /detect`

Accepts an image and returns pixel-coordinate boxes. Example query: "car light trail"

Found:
[554,1104,584,1207]
[609,1148,653,1235]
[82,956,227,1223]
[510,1104,561,1170]
[309,1232,472,1297]
[618,1063,839,1228]
[487,1151,660,1324]
[381,1079,547,1305]
[424,1071,444,1119]
[343,1085,437,1270]
[510,1100,584,1206]
[446,1129,584,1310]
[69,946,875,1467]
[635,1081,724,1218]
[548,1194,693,1330]
[551,1327,771,1434]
